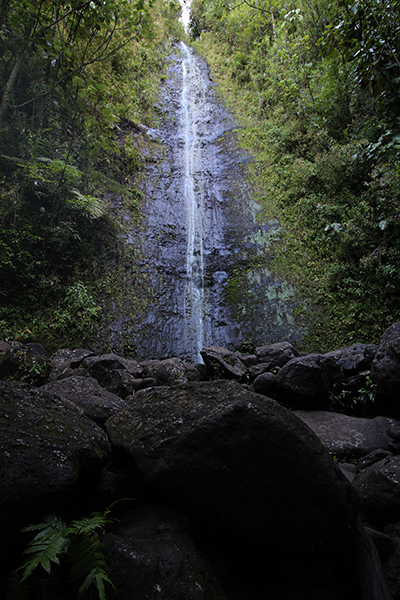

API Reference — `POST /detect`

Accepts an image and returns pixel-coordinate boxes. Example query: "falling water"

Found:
[123,42,304,363]
[181,42,205,362]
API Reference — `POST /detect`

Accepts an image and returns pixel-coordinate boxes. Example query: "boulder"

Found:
[106,381,359,558]
[100,368,138,398]
[104,506,228,600]
[248,362,274,379]
[252,371,276,396]
[293,410,400,460]
[83,353,143,383]
[254,341,298,366]
[0,380,111,531]
[184,362,208,382]
[200,347,247,379]
[144,357,188,386]
[353,455,400,524]
[275,354,331,408]
[372,322,400,407]
[49,348,94,380]
[42,375,126,427]
[324,344,377,377]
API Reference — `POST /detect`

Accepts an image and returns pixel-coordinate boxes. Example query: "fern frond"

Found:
[78,567,97,599]
[18,521,70,582]
[68,512,113,536]
[69,188,107,219]
[69,532,114,600]
[6,571,29,600]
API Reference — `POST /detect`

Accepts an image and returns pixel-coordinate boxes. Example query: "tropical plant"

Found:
[7,508,117,600]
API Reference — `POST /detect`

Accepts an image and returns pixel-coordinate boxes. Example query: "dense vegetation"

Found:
[191,0,400,349]
[1,0,400,354]
[0,0,181,352]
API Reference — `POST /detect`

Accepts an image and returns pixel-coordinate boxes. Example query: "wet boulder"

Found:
[0,380,111,531]
[254,341,299,367]
[184,362,207,382]
[275,354,331,408]
[106,381,359,564]
[372,322,400,409]
[200,347,247,379]
[104,506,228,600]
[248,362,274,379]
[294,410,400,460]
[42,375,126,427]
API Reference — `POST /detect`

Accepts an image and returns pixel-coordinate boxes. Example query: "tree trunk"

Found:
[0,49,27,132]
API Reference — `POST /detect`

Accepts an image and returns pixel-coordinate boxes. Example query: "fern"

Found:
[18,515,70,582]
[7,508,117,600]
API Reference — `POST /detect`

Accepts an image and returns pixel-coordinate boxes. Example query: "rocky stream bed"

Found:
[2,322,400,599]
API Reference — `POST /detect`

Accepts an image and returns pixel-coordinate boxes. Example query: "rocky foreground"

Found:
[2,323,400,599]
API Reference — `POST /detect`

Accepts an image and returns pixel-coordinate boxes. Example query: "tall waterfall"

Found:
[129,44,302,363]
[181,42,205,362]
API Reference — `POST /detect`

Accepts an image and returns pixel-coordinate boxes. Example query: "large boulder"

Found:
[49,348,94,380]
[0,380,111,531]
[144,357,189,386]
[42,375,126,427]
[106,381,359,564]
[294,410,400,460]
[104,505,228,600]
[254,341,299,366]
[83,353,143,383]
[324,344,377,377]
[354,455,400,524]
[275,354,331,408]
[372,322,400,408]
[200,347,247,379]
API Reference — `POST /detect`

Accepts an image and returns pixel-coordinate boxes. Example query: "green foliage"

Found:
[7,510,117,600]
[193,0,400,350]
[330,375,377,417]
[0,0,181,351]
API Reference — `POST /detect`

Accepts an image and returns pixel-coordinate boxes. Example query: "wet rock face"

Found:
[126,44,303,362]
[0,380,111,531]
[106,381,359,552]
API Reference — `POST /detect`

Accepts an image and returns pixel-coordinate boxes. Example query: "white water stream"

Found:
[181,42,206,362]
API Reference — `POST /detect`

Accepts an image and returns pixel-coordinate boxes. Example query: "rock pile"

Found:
[1,322,400,599]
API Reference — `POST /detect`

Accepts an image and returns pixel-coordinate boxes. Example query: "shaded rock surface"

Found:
[104,505,228,600]
[0,379,111,531]
[354,456,400,524]
[294,410,400,460]
[106,381,359,552]
[42,375,126,427]
[276,354,331,408]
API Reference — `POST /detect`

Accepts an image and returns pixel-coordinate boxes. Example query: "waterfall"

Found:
[181,41,205,363]
[130,44,303,363]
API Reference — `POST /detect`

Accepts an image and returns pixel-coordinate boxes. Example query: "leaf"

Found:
[18,517,70,582]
